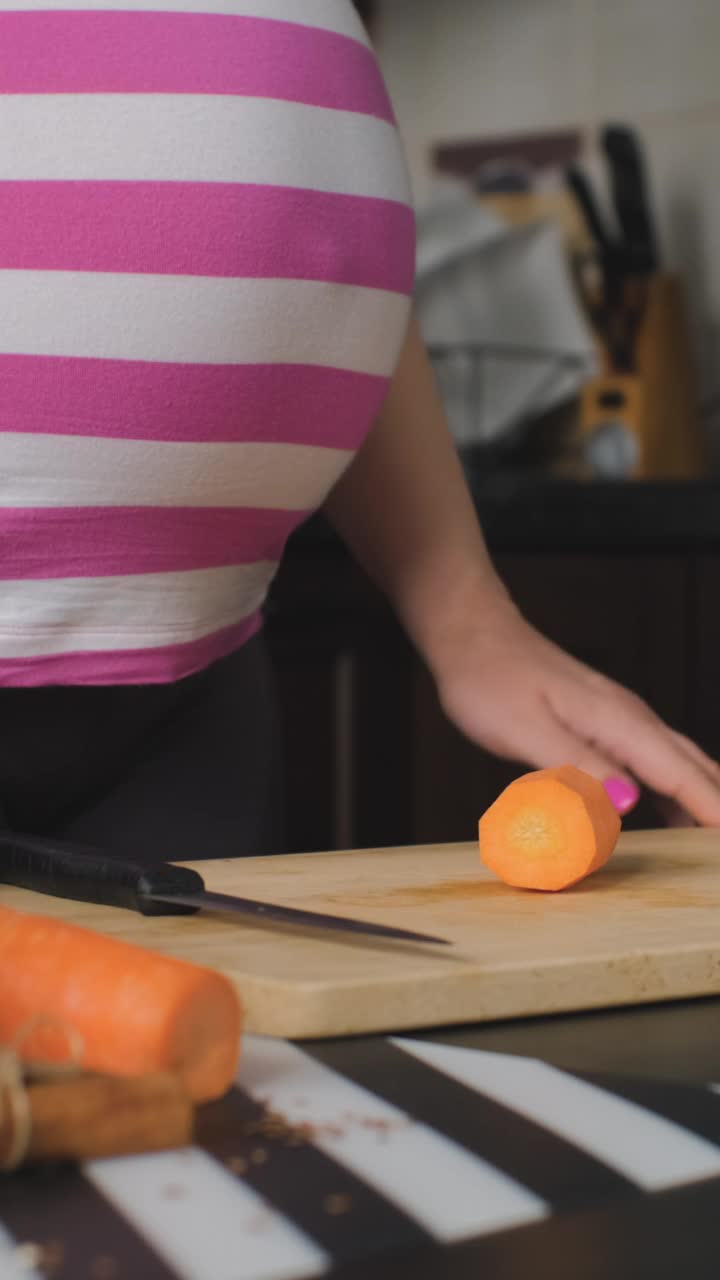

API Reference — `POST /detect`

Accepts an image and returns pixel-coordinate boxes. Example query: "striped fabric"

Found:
[0,0,415,685]
[3,1036,720,1279]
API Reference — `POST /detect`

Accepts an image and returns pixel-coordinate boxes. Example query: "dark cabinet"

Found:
[409,554,691,844]
[266,532,716,853]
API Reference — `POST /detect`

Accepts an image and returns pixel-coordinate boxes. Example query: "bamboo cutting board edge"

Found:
[233,935,720,1039]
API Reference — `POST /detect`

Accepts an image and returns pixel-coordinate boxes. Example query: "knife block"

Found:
[578,273,707,479]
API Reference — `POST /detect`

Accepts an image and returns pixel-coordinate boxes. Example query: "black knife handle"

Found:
[602,125,660,273]
[0,833,205,916]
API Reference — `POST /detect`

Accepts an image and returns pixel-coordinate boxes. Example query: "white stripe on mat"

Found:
[0,1224,43,1280]
[0,0,368,40]
[88,1148,328,1280]
[0,433,350,513]
[396,1040,720,1192]
[0,272,409,377]
[0,97,406,200]
[0,563,271,658]
[239,1037,548,1243]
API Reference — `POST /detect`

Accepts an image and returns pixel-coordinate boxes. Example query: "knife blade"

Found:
[0,832,450,947]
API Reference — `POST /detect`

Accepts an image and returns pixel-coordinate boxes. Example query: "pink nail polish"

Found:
[604,777,640,814]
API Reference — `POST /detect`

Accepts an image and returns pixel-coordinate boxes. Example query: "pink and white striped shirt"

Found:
[0,0,415,685]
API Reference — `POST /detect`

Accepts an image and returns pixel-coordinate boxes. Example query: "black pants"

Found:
[0,637,283,863]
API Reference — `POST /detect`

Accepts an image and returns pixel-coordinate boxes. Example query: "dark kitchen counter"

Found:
[286,475,720,561]
[466,473,720,553]
[6,999,720,1280]
[318,996,720,1280]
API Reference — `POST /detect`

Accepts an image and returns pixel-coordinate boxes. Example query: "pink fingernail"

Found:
[604,777,640,814]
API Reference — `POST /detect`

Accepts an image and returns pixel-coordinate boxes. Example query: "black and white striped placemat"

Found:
[3,1036,720,1280]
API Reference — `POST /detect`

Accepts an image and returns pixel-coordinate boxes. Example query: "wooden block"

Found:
[477,189,595,253]
[578,273,707,479]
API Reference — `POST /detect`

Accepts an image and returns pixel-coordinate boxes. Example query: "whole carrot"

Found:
[0,906,242,1101]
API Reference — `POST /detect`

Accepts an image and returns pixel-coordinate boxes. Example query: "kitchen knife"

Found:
[602,125,660,274]
[0,832,450,947]
[565,161,647,373]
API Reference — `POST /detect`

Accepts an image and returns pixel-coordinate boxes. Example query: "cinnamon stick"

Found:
[1,1071,193,1168]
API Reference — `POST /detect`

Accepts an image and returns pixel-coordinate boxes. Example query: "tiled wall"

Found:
[379,0,720,437]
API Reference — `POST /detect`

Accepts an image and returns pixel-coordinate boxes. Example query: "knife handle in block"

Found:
[0,833,205,916]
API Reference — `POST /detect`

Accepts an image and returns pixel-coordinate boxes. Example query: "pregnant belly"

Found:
[0,0,414,564]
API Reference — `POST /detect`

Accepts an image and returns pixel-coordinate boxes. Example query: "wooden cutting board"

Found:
[5,828,720,1039]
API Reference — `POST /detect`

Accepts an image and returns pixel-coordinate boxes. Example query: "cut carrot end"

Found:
[0,906,243,1101]
[478,766,621,892]
[166,974,243,1102]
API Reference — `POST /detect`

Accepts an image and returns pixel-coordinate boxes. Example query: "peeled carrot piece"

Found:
[479,765,621,892]
[0,906,242,1101]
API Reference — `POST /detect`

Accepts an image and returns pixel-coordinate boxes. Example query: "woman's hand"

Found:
[434,593,720,827]
[325,314,720,826]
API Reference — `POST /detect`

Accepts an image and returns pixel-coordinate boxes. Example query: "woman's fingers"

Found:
[499,703,640,814]
[579,685,720,827]
[542,669,718,823]
[437,610,720,827]
[669,730,720,783]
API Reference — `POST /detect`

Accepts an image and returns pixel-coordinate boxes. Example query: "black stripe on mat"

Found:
[196,1083,432,1267]
[577,1072,720,1147]
[329,1173,720,1280]
[302,1038,638,1213]
[0,1164,179,1280]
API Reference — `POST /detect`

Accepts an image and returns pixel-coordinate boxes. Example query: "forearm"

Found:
[323,313,512,676]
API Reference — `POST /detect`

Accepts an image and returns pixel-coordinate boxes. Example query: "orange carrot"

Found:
[0,906,242,1101]
[479,765,621,892]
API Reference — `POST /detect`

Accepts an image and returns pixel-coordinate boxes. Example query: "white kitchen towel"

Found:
[415,190,597,447]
